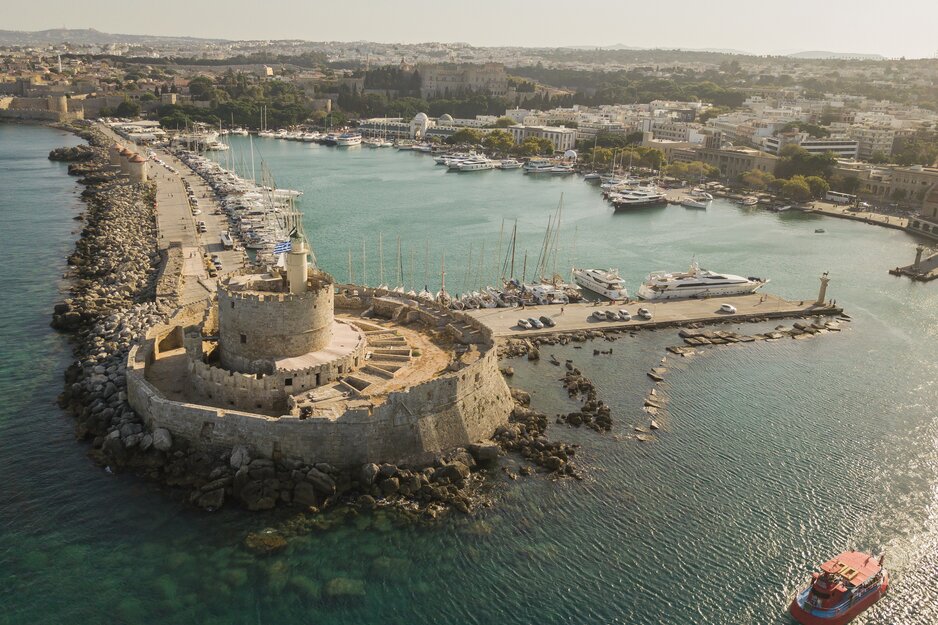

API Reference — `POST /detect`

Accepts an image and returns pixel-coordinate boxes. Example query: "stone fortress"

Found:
[127,224,513,469]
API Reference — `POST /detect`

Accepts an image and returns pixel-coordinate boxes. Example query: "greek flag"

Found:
[273,240,292,254]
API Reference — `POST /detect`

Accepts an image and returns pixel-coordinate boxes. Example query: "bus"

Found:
[825,191,857,205]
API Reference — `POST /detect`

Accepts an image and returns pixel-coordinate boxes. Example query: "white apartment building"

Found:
[848,125,900,159]
[508,124,577,152]
[761,132,859,159]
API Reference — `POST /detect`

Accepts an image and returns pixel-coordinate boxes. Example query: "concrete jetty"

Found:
[466,293,842,338]
[889,245,938,281]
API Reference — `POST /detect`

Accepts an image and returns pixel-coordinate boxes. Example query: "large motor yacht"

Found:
[610,186,668,211]
[573,268,629,300]
[637,259,767,300]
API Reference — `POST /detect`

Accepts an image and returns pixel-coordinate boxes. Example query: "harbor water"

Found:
[1,126,937,624]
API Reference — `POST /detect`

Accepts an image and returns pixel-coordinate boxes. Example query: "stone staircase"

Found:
[331,324,415,397]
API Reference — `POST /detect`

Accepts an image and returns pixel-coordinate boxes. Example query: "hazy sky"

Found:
[9,0,938,58]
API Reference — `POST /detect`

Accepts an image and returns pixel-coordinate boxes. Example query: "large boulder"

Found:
[468,442,501,464]
[293,481,319,508]
[151,428,173,452]
[306,468,336,496]
[324,577,365,599]
[229,445,251,469]
[359,463,380,487]
[434,461,471,484]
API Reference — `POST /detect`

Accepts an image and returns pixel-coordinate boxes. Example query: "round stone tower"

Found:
[216,261,335,374]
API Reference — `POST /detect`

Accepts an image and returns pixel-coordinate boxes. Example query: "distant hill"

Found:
[0,28,227,46]
[787,50,886,60]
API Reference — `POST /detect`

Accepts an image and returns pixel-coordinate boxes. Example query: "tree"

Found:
[781,176,812,202]
[805,176,830,198]
[741,169,776,190]
[492,116,515,128]
[778,122,830,139]
[515,137,554,156]
[448,128,483,145]
[775,146,837,179]
[482,129,514,154]
[187,75,215,99]
[664,161,720,180]
[115,99,140,118]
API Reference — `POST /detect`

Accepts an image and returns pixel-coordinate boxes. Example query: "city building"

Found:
[761,132,859,159]
[507,124,577,152]
[417,63,508,98]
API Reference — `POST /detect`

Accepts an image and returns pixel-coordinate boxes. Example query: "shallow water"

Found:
[0,128,936,624]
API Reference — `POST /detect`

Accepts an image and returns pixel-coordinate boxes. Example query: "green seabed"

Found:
[1,127,938,624]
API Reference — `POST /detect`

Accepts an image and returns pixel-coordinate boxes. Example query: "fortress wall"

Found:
[186,328,367,413]
[217,285,334,372]
[127,293,512,467]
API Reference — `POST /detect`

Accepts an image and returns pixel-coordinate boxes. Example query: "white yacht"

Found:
[523,159,554,174]
[573,268,629,300]
[611,187,668,211]
[637,259,768,300]
[548,164,576,175]
[452,158,495,172]
[336,133,362,146]
[497,159,523,169]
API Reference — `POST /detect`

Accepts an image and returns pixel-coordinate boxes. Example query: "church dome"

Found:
[438,113,454,123]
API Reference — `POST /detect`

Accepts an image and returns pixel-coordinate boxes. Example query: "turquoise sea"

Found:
[1,126,936,624]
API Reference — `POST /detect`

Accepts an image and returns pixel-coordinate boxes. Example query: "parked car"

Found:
[604,310,618,321]
[618,309,632,321]
[590,310,606,321]
[719,303,737,314]
[517,319,532,330]
[637,307,653,320]
[528,317,544,329]
[538,315,555,327]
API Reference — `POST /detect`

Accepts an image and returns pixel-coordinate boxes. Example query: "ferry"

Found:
[336,133,362,147]
[789,551,888,625]
[573,268,628,300]
[636,259,767,300]
[523,159,554,174]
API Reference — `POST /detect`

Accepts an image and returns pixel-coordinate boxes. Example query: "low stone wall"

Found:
[127,289,512,467]
[155,244,185,304]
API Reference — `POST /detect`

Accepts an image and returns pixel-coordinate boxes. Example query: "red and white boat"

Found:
[789,550,889,625]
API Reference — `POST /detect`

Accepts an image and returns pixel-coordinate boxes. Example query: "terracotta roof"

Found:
[129,154,146,163]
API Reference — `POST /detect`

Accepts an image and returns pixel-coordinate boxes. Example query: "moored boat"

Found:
[572,268,628,300]
[637,258,767,300]
[789,551,888,625]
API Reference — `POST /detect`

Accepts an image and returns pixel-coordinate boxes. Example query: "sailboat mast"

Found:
[249,135,255,183]
[348,248,354,283]
[424,240,429,289]
[396,236,403,288]
[509,220,517,281]
[378,233,384,286]
[362,239,367,286]
[522,250,528,284]
[494,218,504,284]
[463,242,473,295]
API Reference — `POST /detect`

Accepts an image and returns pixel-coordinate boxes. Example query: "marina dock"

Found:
[465,293,842,338]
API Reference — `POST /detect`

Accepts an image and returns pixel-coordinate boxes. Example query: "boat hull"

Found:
[789,572,888,625]
[612,199,668,211]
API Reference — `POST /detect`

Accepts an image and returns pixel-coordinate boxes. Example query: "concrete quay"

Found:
[96,123,244,306]
[802,201,908,231]
[465,293,842,338]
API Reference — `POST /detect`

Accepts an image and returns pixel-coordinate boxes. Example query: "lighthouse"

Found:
[286,228,308,294]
